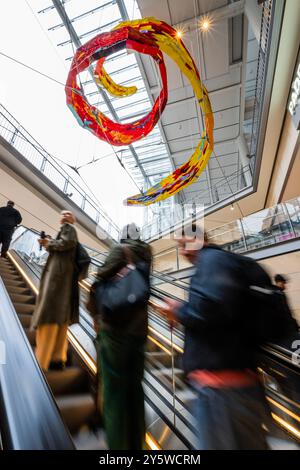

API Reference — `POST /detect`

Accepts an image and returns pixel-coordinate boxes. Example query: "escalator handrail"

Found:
[0,278,75,450]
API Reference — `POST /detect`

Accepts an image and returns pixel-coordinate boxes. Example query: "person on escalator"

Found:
[158,222,289,450]
[273,274,299,346]
[31,210,79,372]
[87,223,152,450]
[0,200,22,258]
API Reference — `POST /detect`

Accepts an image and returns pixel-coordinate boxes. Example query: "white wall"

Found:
[0,165,108,252]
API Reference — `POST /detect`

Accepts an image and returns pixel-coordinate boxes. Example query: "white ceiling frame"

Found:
[172,0,245,32]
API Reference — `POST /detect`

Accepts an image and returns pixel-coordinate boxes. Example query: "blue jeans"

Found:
[192,384,270,450]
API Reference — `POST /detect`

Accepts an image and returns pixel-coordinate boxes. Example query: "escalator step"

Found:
[0,272,22,281]
[2,279,26,288]
[18,314,33,329]
[9,293,35,304]
[14,303,35,314]
[25,329,36,346]
[46,367,89,396]
[1,271,21,279]
[5,286,31,295]
[0,267,17,275]
[56,394,95,434]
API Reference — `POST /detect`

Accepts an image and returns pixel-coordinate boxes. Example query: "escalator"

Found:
[1,229,194,450]
[1,225,300,449]
[82,238,300,448]
[0,255,103,449]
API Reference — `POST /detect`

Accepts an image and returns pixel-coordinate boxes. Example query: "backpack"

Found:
[239,255,295,345]
[75,242,91,281]
[93,245,150,327]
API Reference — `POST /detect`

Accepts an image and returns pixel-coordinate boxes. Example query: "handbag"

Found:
[75,242,91,281]
[94,245,150,324]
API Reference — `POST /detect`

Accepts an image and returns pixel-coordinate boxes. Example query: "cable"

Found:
[0,51,77,93]
[25,0,68,71]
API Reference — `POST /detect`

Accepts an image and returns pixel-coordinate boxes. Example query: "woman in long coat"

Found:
[31,211,79,371]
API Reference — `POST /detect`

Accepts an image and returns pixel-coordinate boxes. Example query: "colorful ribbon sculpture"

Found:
[66,17,214,206]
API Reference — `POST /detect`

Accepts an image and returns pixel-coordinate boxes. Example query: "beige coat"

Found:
[31,223,79,328]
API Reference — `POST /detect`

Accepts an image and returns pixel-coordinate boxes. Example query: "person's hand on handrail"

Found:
[156,298,182,329]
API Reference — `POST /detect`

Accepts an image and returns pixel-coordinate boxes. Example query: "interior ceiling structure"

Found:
[37,0,260,208]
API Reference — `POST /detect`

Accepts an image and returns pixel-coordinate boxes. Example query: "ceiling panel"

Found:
[161,100,197,125]
[164,117,200,141]
[136,0,171,22]
[214,106,240,130]
[202,19,229,79]
[209,86,241,112]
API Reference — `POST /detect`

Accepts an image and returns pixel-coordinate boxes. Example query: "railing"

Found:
[142,165,253,240]
[152,196,300,273]
[0,103,120,241]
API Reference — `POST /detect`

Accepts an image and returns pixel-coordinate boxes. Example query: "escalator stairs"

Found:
[0,256,102,448]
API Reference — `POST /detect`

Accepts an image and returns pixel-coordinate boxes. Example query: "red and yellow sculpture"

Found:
[66,18,214,206]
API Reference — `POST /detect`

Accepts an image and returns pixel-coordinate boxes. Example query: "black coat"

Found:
[177,245,273,374]
[0,206,22,232]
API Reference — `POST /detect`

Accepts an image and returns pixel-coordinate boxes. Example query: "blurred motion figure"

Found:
[32,210,79,371]
[87,223,152,450]
[160,223,278,450]
[273,273,299,345]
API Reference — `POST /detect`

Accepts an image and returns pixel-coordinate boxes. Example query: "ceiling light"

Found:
[199,17,212,32]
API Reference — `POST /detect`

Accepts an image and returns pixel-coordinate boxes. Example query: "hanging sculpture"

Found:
[65,17,214,206]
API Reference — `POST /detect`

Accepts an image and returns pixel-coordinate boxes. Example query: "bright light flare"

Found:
[199,16,212,32]
[176,29,183,39]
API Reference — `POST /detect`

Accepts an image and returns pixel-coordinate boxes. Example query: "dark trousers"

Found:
[192,384,270,450]
[97,329,146,450]
[0,229,13,256]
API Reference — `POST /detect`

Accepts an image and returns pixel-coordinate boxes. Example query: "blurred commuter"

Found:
[87,223,152,450]
[160,223,274,450]
[274,273,288,292]
[31,210,79,371]
[0,200,22,257]
[273,274,299,345]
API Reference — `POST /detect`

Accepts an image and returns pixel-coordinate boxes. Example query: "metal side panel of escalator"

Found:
[0,255,106,450]
[9,226,300,449]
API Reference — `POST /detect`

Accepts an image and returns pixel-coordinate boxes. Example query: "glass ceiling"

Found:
[37,0,173,192]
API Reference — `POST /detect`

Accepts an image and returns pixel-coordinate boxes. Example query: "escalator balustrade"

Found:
[0,256,100,447]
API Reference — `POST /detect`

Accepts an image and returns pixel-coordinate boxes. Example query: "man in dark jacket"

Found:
[160,224,271,450]
[31,210,79,371]
[88,223,152,450]
[0,200,22,257]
